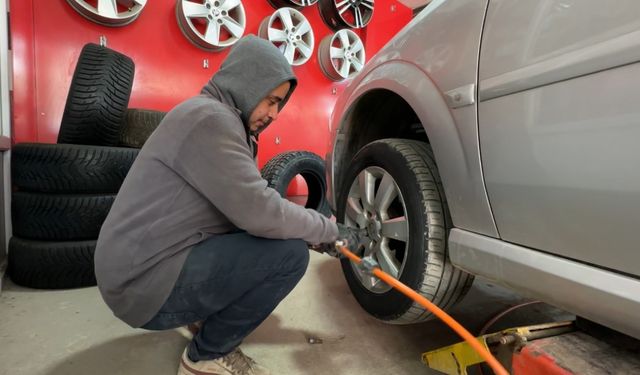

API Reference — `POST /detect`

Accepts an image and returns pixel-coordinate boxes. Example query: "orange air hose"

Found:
[337,245,509,375]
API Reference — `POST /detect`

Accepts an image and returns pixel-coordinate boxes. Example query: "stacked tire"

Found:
[8,43,146,289]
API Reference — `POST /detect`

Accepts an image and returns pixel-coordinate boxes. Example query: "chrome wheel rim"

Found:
[344,167,409,293]
[319,29,365,81]
[267,0,319,8]
[66,0,147,26]
[335,0,374,28]
[176,0,246,51]
[258,8,314,66]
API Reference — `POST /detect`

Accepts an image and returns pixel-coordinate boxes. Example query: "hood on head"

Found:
[201,35,297,129]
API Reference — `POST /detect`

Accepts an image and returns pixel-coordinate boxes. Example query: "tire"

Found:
[12,192,115,241]
[57,43,135,146]
[8,237,96,289]
[337,139,474,324]
[261,151,332,217]
[12,143,138,194]
[119,108,167,148]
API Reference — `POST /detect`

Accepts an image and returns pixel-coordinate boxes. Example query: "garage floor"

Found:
[0,252,572,375]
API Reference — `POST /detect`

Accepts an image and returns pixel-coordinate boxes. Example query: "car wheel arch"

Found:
[331,61,472,210]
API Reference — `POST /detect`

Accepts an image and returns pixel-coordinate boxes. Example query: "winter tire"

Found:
[261,151,331,217]
[119,108,166,148]
[8,237,97,289]
[57,43,135,146]
[12,143,138,194]
[12,192,115,241]
[337,139,473,323]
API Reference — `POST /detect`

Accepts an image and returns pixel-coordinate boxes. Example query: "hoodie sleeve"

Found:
[171,110,338,244]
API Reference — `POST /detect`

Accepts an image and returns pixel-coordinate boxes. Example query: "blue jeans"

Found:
[142,232,310,361]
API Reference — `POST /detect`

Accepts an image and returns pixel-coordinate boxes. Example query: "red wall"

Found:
[9,0,411,166]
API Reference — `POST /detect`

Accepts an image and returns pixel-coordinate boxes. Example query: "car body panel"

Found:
[450,228,640,340]
[328,0,498,237]
[479,0,640,277]
[326,0,640,339]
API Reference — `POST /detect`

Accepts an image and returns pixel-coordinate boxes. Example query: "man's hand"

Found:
[310,223,366,258]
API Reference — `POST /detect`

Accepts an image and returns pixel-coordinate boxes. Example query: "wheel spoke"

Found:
[222,16,244,39]
[133,0,147,7]
[278,9,294,30]
[338,2,351,14]
[375,242,400,278]
[338,30,351,49]
[295,21,311,36]
[354,7,364,28]
[346,197,367,228]
[204,21,221,45]
[381,217,408,242]
[296,41,312,59]
[220,0,241,11]
[351,58,364,72]
[330,46,345,59]
[358,170,376,213]
[351,39,364,53]
[374,172,397,213]
[339,60,351,78]
[283,43,296,63]
[268,27,287,42]
[98,0,118,17]
[360,0,374,10]
[181,1,209,18]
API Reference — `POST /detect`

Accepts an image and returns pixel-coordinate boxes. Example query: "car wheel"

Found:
[337,139,473,323]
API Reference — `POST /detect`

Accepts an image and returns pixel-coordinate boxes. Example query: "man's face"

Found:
[248,81,291,133]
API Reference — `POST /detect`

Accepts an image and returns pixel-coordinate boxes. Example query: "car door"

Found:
[477,0,640,277]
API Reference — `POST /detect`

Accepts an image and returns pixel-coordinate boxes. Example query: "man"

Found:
[94,35,361,375]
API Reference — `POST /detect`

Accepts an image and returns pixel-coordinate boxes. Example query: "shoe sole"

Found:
[178,358,226,375]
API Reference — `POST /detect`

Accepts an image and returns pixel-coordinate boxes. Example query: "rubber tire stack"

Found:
[8,43,139,289]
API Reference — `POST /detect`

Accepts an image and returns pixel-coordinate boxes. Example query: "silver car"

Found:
[326,0,640,339]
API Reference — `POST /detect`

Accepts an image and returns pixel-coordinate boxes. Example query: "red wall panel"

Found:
[10,0,412,167]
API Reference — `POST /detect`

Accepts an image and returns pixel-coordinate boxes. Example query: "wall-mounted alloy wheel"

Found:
[318,0,374,31]
[318,29,365,81]
[176,0,246,51]
[258,7,314,66]
[66,0,147,27]
[266,0,318,9]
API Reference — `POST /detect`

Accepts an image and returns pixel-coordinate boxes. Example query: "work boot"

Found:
[177,347,271,375]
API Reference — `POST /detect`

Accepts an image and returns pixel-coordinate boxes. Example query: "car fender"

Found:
[329,60,498,237]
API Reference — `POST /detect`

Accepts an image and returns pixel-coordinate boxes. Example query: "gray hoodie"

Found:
[94,36,339,328]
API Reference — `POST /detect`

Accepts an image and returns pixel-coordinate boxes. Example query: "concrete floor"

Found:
[0,252,572,375]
